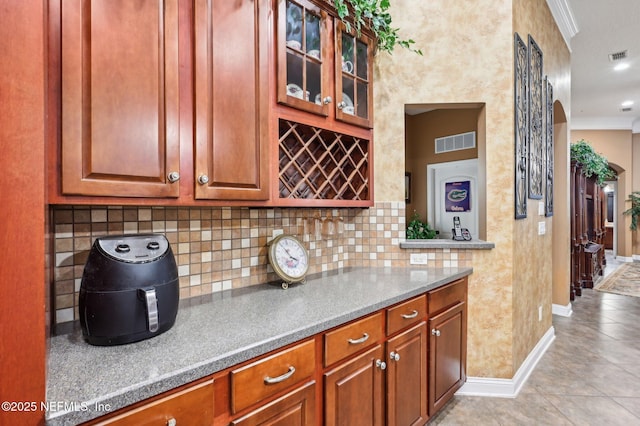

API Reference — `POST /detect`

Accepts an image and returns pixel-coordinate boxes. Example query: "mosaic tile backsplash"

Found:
[51,202,472,325]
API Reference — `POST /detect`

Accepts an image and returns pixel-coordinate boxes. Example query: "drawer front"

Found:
[324,312,384,367]
[231,339,316,413]
[386,294,427,336]
[94,379,213,425]
[429,278,467,315]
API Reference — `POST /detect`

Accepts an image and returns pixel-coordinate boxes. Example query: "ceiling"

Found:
[562,0,640,132]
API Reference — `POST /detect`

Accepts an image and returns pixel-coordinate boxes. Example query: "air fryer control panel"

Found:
[97,234,170,263]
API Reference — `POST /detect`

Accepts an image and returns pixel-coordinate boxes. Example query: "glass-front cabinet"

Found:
[277,0,373,129]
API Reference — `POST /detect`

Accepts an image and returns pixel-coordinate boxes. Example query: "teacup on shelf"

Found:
[343,106,355,115]
[287,84,309,101]
[341,60,353,73]
[307,49,320,60]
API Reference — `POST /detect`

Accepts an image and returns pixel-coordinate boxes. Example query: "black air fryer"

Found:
[79,234,179,346]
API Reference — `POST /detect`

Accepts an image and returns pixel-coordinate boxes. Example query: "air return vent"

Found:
[609,50,627,61]
[435,131,476,154]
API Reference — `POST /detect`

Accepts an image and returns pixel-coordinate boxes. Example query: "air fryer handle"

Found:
[139,288,159,333]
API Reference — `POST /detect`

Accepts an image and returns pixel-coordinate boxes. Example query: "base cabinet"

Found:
[231,381,316,426]
[428,302,466,415]
[324,345,385,426]
[386,323,428,426]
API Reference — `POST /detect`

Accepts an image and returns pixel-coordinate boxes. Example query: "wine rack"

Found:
[278,119,370,200]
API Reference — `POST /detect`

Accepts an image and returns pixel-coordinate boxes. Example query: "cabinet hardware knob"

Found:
[167,418,176,426]
[337,101,346,109]
[401,310,419,319]
[198,174,209,185]
[167,171,180,183]
[347,332,369,345]
[323,96,332,104]
[264,366,296,384]
[431,329,441,337]
[390,351,400,361]
[376,359,387,370]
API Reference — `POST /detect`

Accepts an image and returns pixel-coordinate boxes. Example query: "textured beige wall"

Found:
[572,129,634,257]
[375,0,570,378]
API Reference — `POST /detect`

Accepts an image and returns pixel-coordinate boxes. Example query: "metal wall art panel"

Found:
[545,78,554,216]
[514,32,528,219]
[528,35,544,200]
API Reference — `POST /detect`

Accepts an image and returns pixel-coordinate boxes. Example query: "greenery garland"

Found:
[570,139,615,185]
[333,0,422,55]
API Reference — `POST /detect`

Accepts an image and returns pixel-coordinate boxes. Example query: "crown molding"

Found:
[546,0,579,51]
[571,116,639,132]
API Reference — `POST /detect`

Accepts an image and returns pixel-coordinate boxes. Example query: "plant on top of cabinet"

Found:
[332,0,422,55]
[570,139,615,185]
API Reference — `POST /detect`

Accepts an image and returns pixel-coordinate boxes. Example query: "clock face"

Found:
[270,235,309,282]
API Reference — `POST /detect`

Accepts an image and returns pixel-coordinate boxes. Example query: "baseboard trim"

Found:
[456,326,555,398]
[619,256,634,262]
[552,303,572,317]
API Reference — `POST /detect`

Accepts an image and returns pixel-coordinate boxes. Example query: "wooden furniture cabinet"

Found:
[274,0,374,206]
[58,0,181,199]
[87,378,213,426]
[50,0,270,205]
[428,280,467,415]
[324,344,386,426]
[83,278,468,426]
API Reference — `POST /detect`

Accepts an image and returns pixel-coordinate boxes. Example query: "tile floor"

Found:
[431,253,640,425]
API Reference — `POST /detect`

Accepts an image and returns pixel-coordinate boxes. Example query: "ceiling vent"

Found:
[609,50,628,62]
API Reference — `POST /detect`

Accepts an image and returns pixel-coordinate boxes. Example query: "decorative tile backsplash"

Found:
[51,202,472,325]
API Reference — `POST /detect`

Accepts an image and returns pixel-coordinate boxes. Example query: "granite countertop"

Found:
[46,266,472,425]
[399,239,495,250]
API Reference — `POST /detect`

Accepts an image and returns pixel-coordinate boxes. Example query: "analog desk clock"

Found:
[267,234,309,289]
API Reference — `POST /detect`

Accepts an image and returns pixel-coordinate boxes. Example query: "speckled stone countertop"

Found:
[46,266,472,425]
[399,239,495,250]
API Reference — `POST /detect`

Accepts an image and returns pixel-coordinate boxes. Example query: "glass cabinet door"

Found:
[277,0,330,116]
[335,23,373,128]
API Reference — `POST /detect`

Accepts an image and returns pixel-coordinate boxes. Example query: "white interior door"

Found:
[427,159,479,239]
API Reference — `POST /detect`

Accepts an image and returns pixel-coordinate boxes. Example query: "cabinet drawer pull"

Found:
[401,310,419,319]
[347,332,369,345]
[264,366,296,385]
[167,418,177,426]
[431,329,441,337]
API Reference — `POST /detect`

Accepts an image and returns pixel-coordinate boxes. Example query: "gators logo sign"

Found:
[445,181,471,212]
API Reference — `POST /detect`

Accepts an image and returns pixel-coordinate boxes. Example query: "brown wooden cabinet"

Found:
[428,280,467,415]
[386,322,428,426]
[324,344,386,426]
[86,379,213,426]
[193,0,270,201]
[59,0,181,199]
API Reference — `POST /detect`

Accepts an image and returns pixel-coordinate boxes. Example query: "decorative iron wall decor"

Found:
[514,33,528,219]
[545,78,554,216]
[528,35,544,200]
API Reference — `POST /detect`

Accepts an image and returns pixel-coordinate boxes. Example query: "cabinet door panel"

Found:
[61,0,180,197]
[428,302,466,414]
[386,323,428,426]
[194,0,269,200]
[231,381,315,426]
[324,345,384,426]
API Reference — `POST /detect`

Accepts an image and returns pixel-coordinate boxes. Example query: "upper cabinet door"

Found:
[335,22,373,128]
[194,0,270,200]
[276,0,332,116]
[61,0,181,197]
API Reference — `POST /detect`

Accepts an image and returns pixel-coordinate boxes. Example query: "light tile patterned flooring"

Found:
[431,253,640,425]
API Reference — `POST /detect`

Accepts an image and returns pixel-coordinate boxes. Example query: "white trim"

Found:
[571,116,638,131]
[456,326,555,398]
[552,303,572,317]
[619,256,634,262]
[546,0,578,51]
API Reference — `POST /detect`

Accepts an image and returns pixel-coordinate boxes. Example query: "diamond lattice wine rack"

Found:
[278,119,370,203]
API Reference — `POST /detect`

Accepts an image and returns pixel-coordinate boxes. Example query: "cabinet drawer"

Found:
[429,279,467,315]
[92,379,213,425]
[386,295,426,336]
[324,312,384,367]
[230,339,315,413]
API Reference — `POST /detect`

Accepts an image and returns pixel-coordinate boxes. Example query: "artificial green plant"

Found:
[623,191,640,230]
[406,211,437,239]
[570,139,615,185]
[332,0,422,55]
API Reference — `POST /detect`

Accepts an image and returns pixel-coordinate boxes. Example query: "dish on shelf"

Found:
[315,93,322,105]
[343,106,355,115]
[342,93,353,107]
[287,84,309,101]
[307,49,320,60]
[286,39,302,50]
